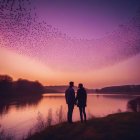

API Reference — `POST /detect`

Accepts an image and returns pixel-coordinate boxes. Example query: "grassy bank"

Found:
[26,112,140,140]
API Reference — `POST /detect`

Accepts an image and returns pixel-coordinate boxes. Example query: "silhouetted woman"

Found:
[76,83,87,122]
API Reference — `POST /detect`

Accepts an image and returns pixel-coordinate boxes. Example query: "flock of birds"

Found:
[0,0,140,71]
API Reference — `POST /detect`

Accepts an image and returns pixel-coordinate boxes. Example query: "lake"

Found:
[0,93,139,139]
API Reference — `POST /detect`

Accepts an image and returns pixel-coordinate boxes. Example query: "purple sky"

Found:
[0,0,140,87]
[36,0,140,39]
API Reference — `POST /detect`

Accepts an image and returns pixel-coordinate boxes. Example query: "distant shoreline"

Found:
[1,75,140,98]
[44,85,140,94]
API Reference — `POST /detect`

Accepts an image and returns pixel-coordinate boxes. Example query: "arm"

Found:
[75,90,79,104]
[65,89,68,104]
[85,89,87,105]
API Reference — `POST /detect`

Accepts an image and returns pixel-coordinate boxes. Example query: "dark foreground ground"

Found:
[27,112,140,140]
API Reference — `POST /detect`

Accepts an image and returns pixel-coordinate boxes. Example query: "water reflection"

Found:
[102,94,140,100]
[0,96,42,116]
[127,97,140,112]
[0,93,140,140]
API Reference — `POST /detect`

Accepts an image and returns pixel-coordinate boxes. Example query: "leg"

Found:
[69,104,74,123]
[67,105,70,123]
[68,104,74,123]
[83,107,86,122]
[79,107,83,122]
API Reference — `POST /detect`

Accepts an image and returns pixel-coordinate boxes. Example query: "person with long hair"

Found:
[76,83,87,123]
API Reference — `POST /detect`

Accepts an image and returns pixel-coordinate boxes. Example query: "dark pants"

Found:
[79,107,86,122]
[67,104,74,123]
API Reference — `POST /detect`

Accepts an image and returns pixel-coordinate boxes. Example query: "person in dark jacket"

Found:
[76,83,87,122]
[65,81,75,123]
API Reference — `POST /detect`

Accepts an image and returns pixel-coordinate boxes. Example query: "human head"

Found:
[78,83,83,88]
[69,81,74,87]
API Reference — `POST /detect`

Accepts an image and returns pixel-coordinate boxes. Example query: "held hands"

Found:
[74,100,78,105]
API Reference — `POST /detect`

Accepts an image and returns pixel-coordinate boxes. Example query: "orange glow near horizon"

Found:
[0,47,140,88]
[0,0,140,89]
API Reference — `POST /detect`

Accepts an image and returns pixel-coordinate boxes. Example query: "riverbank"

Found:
[26,112,140,140]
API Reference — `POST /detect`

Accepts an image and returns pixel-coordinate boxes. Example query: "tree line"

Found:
[0,75,45,97]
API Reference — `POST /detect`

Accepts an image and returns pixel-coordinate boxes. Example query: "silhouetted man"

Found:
[65,81,75,123]
[76,83,87,122]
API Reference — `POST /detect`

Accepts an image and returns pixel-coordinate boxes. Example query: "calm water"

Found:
[0,93,139,139]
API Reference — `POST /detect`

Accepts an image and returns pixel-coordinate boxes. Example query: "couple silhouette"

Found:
[65,81,87,123]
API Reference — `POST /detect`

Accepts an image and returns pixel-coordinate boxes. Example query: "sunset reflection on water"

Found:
[0,93,139,139]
